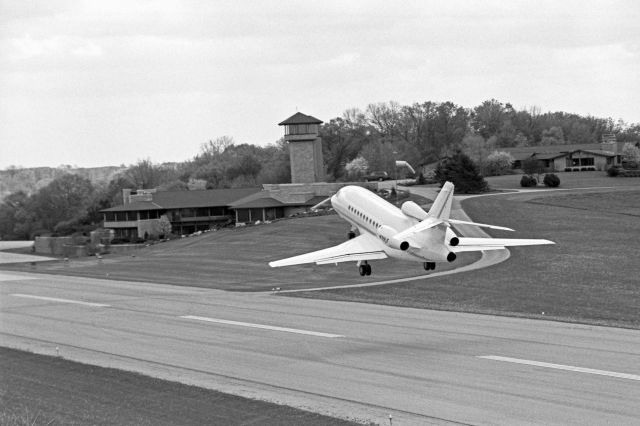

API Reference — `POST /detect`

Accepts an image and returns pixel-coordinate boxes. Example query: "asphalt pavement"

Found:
[2,270,638,425]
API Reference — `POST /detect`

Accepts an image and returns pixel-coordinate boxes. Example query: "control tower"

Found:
[278,112,324,183]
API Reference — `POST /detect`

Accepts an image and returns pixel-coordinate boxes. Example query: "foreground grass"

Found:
[0,347,360,426]
[294,188,640,329]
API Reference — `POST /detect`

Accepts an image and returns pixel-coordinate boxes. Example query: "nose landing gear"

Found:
[423,262,436,271]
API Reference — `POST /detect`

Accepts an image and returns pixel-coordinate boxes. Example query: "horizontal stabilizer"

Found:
[451,237,555,252]
[448,219,514,232]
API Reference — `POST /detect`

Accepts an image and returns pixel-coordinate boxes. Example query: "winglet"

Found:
[310,196,333,211]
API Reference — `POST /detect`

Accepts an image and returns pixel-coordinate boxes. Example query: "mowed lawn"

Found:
[0,347,359,426]
[486,170,640,190]
[296,184,640,329]
[9,216,476,291]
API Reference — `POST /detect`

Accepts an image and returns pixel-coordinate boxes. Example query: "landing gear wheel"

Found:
[423,262,436,271]
[347,231,356,240]
[359,262,372,276]
[359,265,367,276]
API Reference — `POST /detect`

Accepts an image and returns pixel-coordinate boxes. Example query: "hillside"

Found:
[0,166,125,201]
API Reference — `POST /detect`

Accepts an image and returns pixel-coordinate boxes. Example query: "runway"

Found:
[1,271,639,425]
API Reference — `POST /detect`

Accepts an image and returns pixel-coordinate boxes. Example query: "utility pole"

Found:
[393,151,398,205]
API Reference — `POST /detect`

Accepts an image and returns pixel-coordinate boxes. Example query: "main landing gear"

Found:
[423,262,436,271]
[358,261,372,276]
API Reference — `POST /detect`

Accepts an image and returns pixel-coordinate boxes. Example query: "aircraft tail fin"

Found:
[427,181,454,220]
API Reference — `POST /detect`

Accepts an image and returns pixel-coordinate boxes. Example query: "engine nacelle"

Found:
[376,225,409,251]
[445,227,459,246]
[401,201,428,221]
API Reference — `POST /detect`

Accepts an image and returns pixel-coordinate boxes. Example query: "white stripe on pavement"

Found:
[11,294,110,307]
[479,355,640,381]
[180,315,344,338]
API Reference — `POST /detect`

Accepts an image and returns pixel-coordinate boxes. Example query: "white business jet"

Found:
[269,181,554,276]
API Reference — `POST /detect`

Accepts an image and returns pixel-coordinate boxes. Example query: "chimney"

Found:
[122,188,132,205]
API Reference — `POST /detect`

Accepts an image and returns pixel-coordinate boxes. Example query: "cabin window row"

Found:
[347,205,380,229]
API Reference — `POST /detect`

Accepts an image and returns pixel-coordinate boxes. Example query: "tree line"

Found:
[0,140,291,240]
[1,99,638,240]
[320,99,639,181]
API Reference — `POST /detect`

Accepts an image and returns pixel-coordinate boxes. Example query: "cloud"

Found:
[1,0,639,168]
[7,34,103,60]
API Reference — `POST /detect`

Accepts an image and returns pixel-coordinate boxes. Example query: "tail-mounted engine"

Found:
[401,201,428,221]
[376,225,410,251]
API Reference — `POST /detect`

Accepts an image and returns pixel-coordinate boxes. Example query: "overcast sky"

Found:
[1,0,638,169]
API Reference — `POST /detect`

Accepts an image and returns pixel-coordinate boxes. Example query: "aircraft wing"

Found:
[269,233,388,267]
[451,237,555,252]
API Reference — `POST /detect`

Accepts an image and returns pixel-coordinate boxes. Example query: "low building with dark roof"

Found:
[503,141,625,171]
[101,188,261,239]
[229,188,328,223]
[101,182,381,239]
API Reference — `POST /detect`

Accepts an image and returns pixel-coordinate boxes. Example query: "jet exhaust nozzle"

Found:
[449,237,459,246]
[447,252,457,262]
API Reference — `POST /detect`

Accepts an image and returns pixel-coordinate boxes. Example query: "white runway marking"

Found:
[479,355,640,381]
[11,294,110,307]
[180,315,344,338]
[0,273,33,281]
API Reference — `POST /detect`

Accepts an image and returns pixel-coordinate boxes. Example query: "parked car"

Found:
[363,171,391,181]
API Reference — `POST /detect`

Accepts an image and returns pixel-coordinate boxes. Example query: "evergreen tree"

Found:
[435,151,488,193]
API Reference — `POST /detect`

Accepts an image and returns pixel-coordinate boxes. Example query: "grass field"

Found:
[295,181,640,329]
[0,347,360,426]
[3,217,477,291]
[485,170,640,190]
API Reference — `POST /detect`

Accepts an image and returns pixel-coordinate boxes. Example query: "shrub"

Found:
[484,151,515,176]
[520,175,538,187]
[607,166,620,177]
[543,173,560,187]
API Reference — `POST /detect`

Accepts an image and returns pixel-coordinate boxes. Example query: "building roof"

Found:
[101,201,163,212]
[100,187,261,212]
[229,191,327,210]
[504,142,624,157]
[579,149,615,157]
[278,112,323,126]
[532,152,566,160]
[151,188,261,208]
[505,142,624,162]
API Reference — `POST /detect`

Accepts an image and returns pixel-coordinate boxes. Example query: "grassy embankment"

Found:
[294,173,640,328]
[3,192,481,290]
